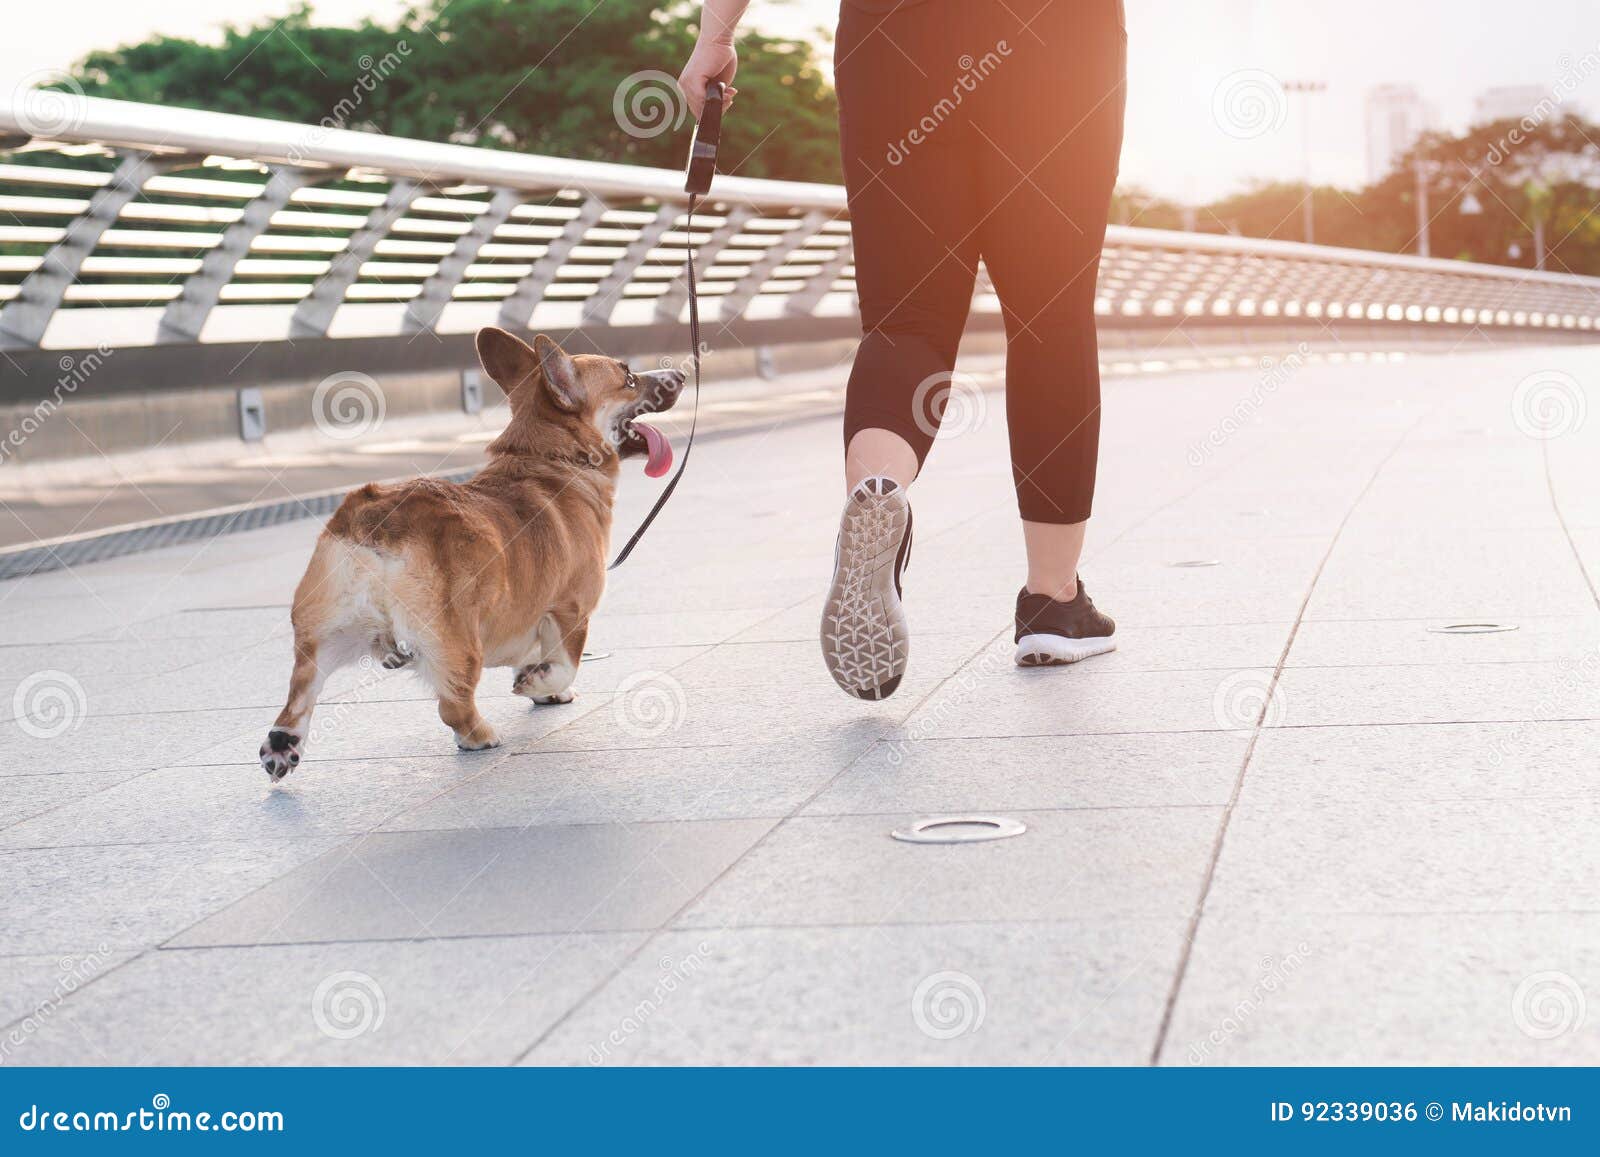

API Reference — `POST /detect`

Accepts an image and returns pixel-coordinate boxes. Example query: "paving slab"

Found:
[1285,614,1600,668]
[526,921,1186,1066]
[383,739,874,830]
[1270,661,1600,728]
[170,820,774,947]
[1163,913,1600,1066]
[803,731,1250,816]
[676,808,1219,929]
[901,666,1277,738]
[2,935,644,1066]
[0,757,498,849]
[1207,798,1600,915]
[0,838,343,957]
[1240,721,1600,807]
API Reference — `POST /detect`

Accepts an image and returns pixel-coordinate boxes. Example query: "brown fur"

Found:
[259,328,681,777]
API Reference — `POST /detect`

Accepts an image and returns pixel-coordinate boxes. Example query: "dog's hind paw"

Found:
[259,729,302,781]
[378,637,414,669]
[514,662,575,703]
[512,661,551,696]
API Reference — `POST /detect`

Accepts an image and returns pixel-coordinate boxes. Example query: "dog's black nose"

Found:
[639,368,687,399]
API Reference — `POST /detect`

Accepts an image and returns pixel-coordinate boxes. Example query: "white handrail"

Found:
[0,93,844,212]
[1,91,1597,352]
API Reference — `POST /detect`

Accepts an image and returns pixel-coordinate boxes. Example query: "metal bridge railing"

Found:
[1,92,1598,356]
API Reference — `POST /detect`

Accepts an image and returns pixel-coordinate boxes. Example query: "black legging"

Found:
[835,0,1127,524]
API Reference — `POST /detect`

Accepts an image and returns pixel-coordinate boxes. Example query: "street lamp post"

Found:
[1414,159,1432,258]
[1285,80,1327,245]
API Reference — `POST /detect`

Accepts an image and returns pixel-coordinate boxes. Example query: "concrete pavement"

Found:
[2,340,1599,1065]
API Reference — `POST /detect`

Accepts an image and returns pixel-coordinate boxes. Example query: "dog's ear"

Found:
[531,334,586,413]
[475,327,539,395]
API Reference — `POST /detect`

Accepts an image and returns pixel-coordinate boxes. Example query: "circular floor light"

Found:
[891,816,1028,845]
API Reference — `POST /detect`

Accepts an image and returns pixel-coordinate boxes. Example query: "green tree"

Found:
[69,0,841,183]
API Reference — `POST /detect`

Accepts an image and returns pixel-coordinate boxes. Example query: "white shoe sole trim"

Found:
[1014,633,1117,666]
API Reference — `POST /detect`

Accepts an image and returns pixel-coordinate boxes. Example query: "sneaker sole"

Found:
[1014,633,1117,666]
[821,478,910,700]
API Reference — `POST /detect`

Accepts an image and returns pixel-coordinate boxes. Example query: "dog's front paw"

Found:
[533,689,576,705]
[454,729,502,752]
[259,729,302,781]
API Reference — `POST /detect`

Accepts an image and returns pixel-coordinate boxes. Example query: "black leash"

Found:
[608,81,725,571]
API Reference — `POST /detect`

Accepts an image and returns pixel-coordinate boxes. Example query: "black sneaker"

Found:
[820,476,912,700]
[1014,578,1117,666]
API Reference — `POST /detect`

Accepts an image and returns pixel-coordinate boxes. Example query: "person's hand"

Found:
[677,38,738,122]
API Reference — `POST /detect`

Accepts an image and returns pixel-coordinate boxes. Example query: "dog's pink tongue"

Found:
[634,422,673,478]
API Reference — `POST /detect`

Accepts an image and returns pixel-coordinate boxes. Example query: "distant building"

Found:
[1472,85,1559,128]
[1365,85,1439,182]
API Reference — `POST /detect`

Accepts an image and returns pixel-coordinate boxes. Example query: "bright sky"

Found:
[4,0,1599,201]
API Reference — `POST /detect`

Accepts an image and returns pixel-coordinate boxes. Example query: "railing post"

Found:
[157,166,315,344]
[582,203,680,325]
[497,194,607,331]
[718,209,827,322]
[653,205,754,324]
[289,177,423,340]
[402,186,523,335]
[784,227,854,318]
[0,150,189,349]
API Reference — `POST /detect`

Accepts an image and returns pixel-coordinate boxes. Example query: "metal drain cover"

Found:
[1172,559,1222,568]
[1426,623,1520,635]
[892,816,1027,845]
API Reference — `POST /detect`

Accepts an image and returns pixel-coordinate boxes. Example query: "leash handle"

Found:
[684,81,726,196]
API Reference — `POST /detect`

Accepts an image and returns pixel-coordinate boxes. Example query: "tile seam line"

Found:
[1146,406,1431,1066]
[0,800,1235,851]
[1540,438,1600,610]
